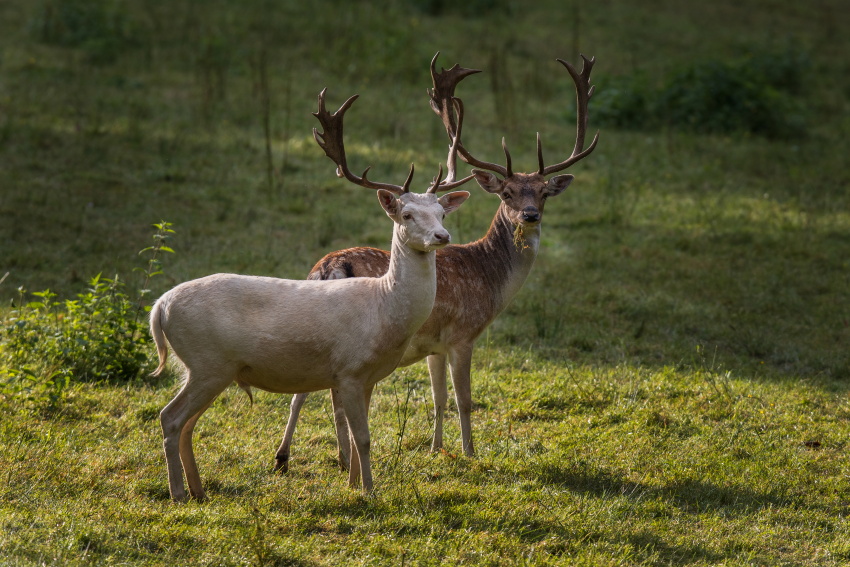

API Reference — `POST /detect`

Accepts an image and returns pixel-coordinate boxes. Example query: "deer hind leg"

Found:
[330,388,351,471]
[160,372,230,502]
[338,381,374,493]
[180,398,216,500]
[274,392,309,473]
[427,354,448,453]
[448,343,475,457]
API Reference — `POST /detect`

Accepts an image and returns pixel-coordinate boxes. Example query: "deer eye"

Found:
[502,192,512,200]
[402,212,413,220]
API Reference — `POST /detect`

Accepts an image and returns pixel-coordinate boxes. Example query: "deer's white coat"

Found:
[151,189,468,501]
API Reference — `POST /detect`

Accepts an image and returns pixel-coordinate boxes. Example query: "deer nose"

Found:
[433,231,450,245]
[521,207,540,223]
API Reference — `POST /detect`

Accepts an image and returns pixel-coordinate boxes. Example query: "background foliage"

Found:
[1,0,849,565]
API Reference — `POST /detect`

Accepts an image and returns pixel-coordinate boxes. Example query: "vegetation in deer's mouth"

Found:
[512,222,530,250]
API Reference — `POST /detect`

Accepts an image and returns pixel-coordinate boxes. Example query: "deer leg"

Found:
[338,381,374,493]
[448,343,475,457]
[330,388,352,471]
[274,392,309,473]
[160,374,228,502]
[180,398,216,500]
[427,354,448,452]
[347,429,361,488]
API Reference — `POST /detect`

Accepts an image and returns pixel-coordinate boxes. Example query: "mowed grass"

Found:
[2,0,850,565]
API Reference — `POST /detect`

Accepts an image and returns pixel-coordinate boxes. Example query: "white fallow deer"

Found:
[150,88,471,501]
[273,54,598,473]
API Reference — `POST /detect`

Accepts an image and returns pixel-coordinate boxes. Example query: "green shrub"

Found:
[0,222,174,402]
[593,73,654,130]
[594,47,807,138]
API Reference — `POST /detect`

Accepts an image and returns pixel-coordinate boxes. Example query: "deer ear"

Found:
[472,169,504,194]
[546,174,574,197]
[377,189,399,217]
[438,191,470,215]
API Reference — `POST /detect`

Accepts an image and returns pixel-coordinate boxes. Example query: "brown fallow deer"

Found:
[273,54,598,473]
[150,88,471,501]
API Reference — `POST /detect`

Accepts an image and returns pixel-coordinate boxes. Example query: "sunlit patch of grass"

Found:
[3,353,849,564]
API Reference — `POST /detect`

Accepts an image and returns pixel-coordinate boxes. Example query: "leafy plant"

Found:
[0,222,175,402]
[594,47,807,138]
[134,221,176,326]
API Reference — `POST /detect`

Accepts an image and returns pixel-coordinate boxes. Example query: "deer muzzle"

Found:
[521,207,540,223]
[432,230,451,246]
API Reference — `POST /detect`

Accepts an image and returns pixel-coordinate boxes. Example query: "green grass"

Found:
[2,0,850,564]
[2,354,850,565]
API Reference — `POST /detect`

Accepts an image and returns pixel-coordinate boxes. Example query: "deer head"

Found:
[312,89,471,252]
[428,53,598,229]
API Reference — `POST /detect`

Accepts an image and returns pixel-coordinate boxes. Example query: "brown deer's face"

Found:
[472,170,574,227]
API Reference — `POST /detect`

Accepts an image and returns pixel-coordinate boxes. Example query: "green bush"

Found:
[0,222,174,402]
[1,277,151,398]
[593,73,654,130]
[594,47,807,138]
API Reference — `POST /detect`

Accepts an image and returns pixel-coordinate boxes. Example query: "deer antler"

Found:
[427,98,475,194]
[427,53,511,178]
[313,88,414,195]
[428,53,480,137]
[429,53,599,179]
[538,54,600,176]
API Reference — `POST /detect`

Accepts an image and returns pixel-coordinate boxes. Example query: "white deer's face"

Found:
[472,171,574,227]
[378,190,470,252]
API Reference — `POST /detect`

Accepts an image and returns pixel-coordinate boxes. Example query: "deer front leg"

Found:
[448,343,475,457]
[427,354,448,452]
[274,392,309,473]
[330,388,352,471]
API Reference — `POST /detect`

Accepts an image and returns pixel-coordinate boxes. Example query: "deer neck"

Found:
[474,203,541,306]
[379,223,438,332]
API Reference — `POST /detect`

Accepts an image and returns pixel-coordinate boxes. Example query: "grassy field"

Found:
[2,0,850,564]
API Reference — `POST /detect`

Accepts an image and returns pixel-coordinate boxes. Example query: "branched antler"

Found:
[428,52,599,179]
[313,88,414,195]
[539,55,599,176]
[427,52,481,139]
[428,53,509,177]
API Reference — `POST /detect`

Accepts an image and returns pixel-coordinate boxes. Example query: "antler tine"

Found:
[428,53,508,178]
[427,165,475,194]
[536,132,544,175]
[501,137,513,177]
[400,164,414,194]
[426,164,443,194]
[540,54,600,177]
[312,88,409,195]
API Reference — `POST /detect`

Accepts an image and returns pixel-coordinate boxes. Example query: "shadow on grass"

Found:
[625,531,727,565]
[536,460,791,513]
